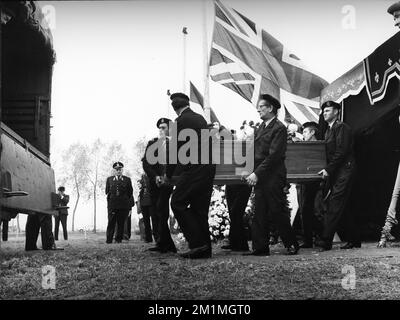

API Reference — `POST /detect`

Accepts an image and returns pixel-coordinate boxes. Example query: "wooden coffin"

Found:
[173,140,326,185]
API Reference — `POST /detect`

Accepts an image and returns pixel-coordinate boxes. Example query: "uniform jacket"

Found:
[55,194,69,215]
[142,137,169,191]
[253,117,287,182]
[138,174,152,207]
[166,108,212,178]
[105,175,134,210]
[324,120,355,177]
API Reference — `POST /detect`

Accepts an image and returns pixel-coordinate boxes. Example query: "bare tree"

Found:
[57,142,90,232]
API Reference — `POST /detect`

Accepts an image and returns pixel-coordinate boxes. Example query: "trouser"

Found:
[252,174,297,251]
[225,184,252,249]
[124,214,131,239]
[1,219,9,241]
[141,206,153,242]
[300,182,320,244]
[171,165,216,249]
[106,208,129,243]
[149,189,160,243]
[54,214,68,240]
[156,185,175,250]
[25,213,55,250]
[322,162,356,243]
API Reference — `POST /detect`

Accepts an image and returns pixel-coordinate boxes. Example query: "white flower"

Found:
[223,230,230,237]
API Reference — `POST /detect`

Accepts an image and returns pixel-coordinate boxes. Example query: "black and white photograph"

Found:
[1,0,400,306]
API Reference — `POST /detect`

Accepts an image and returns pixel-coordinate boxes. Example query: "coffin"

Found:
[173,140,326,185]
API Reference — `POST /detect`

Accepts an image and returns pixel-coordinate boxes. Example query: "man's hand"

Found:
[318,169,329,179]
[155,176,162,187]
[246,173,258,186]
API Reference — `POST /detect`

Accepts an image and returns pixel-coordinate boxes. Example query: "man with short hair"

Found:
[316,101,357,251]
[245,94,299,256]
[54,186,70,241]
[105,162,134,244]
[165,93,216,259]
[298,121,321,248]
[143,117,177,253]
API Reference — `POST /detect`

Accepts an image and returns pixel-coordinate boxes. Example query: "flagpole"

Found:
[182,27,188,94]
[166,89,171,119]
[202,0,211,124]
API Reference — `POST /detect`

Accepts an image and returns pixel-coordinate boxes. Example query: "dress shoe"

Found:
[148,246,162,252]
[315,239,332,251]
[221,244,232,250]
[299,242,313,249]
[180,245,211,259]
[286,243,300,255]
[243,249,270,256]
[106,240,112,244]
[159,247,177,253]
[45,244,64,251]
[340,242,361,249]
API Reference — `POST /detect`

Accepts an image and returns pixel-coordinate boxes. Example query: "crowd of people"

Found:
[13,91,398,258]
[112,91,378,259]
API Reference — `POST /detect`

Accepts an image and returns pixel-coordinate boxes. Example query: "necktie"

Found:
[325,127,331,140]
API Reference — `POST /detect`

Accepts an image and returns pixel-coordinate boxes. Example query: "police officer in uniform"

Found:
[165,93,216,259]
[388,1,400,28]
[143,117,177,253]
[105,162,134,243]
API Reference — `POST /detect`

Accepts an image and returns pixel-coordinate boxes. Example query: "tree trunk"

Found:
[72,174,80,232]
[16,214,20,233]
[93,164,98,233]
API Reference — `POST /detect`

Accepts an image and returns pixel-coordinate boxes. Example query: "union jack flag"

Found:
[210,0,328,125]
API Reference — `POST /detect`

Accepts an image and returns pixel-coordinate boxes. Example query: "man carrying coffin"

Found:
[245,94,299,256]
[316,101,357,251]
[143,117,177,253]
[165,93,216,259]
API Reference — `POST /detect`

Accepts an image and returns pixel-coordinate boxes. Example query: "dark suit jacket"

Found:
[253,117,287,183]
[142,137,168,192]
[55,194,69,215]
[105,175,134,210]
[324,120,354,177]
[166,108,212,178]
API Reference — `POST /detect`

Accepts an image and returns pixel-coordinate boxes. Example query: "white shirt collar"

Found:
[264,116,276,128]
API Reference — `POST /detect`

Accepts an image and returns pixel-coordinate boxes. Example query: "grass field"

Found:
[1,232,400,299]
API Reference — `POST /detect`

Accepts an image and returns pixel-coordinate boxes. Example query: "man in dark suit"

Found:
[54,186,69,241]
[316,101,357,251]
[165,93,216,259]
[105,162,134,244]
[143,117,177,253]
[298,121,322,248]
[245,94,299,256]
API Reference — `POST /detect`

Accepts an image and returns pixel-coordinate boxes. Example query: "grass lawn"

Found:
[1,232,400,299]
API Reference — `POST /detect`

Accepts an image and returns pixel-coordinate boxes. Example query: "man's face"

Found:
[114,168,123,176]
[256,99,274,121]
[58,190,65,196]
[158,124,169,138]
[303,127,315,141]
[393,10,400,28]
[323,106,339,123]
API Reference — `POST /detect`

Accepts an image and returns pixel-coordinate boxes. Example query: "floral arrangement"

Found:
[208,186,231,242]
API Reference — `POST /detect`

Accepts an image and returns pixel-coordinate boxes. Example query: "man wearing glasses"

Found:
[245,94,299,256]
[105,162,134,244]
